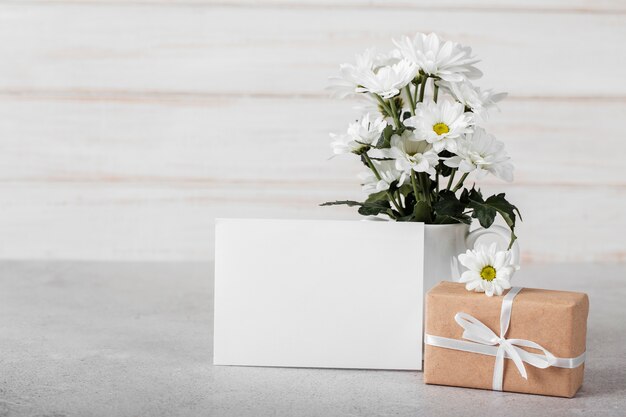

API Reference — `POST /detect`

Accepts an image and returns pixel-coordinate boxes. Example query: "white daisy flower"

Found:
[358,160,403,194]
[387,130,438,181]
[458,242,520,297]
[404,100,474,153]
[327,49,407,99]
[393,32,482,82]
[354,59,419,99]
[327,49,377,99]
[330,114,388,155]
[444,127,514,182]
[438,80,507,121]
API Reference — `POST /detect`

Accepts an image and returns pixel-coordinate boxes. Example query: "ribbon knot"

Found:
[424,287,586,391]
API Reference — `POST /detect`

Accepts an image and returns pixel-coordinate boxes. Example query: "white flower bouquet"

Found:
[323,33,521,247]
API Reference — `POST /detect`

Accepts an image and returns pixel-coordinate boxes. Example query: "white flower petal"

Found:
[484,284,495,297]
[465,280,482,291]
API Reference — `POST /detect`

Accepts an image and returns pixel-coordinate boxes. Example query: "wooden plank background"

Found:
[0,1,625,262]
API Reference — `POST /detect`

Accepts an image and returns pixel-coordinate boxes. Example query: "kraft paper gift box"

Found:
[424,282,589,397]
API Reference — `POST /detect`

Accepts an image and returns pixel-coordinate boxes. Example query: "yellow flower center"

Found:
[433,122,450,135]
[480,265,497,281]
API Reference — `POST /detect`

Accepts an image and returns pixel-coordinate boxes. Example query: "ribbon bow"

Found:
[425,287,586,391]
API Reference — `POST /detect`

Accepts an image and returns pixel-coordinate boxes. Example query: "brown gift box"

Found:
[424,282,589,398]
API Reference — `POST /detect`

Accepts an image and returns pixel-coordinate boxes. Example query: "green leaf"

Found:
[485,193,522,223]
[464,187,482,204]
[433,190,471,224]
[434,190,463,215]
[395,200,432,222]
[365,191,388,203]
[320,199,396,220]
[484,193,522,247]
[469,204,496,228]
[436,150,454,177]
[412,201,432,222]
[357,200,393,217]
[466,189,497,229]
[464,187,522,248]
[374,125,395,149]
[459,188,470,205]
[320,200,363,207]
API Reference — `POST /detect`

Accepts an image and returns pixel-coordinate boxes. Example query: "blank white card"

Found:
[213,219,424,370]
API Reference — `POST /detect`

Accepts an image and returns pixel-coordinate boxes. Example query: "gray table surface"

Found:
[1,261,625,417]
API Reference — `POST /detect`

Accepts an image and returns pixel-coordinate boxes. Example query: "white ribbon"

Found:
[424,287,586,391]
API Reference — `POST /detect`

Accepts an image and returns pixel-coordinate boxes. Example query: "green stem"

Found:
[452,172,469,193]
[404,85,416,116]
[373,94,393,121]
[435,169,440,193]
[363,153,405,215]
[363,153,381,179]
[433,82,439,103]
[387,97,402,129]
[418,76,428,103]
[420,173,432,205]
[446,169,457,191]
[410,170,421,201]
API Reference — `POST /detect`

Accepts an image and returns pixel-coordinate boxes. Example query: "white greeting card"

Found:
[213,218,424,370]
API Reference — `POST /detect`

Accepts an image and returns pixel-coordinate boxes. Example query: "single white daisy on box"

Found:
[387,130,439,181]
[358,160,404,194]
[438,80,507,121]
[444,127,514,182]
[458,242,519,297]
[393,32,482,82]
[330,113,388,155]
[404,100,473,153]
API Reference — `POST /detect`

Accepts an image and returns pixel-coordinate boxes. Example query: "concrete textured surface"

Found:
[0,261,624,417]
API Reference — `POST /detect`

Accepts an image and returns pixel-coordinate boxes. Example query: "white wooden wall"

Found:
[1,1,625,262]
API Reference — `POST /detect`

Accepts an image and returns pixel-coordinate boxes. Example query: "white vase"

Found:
[364,218,520,293]
[423,223,520,294]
